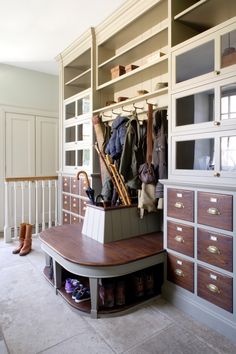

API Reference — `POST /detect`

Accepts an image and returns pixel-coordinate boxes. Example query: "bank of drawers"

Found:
[167,187,234,313]
[62,176,89,225]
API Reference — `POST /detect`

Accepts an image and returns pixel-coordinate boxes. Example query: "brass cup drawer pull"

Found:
[207,283,220,294]
[174,202,184,209]
[207,245,220,255]
[207,207,220,215]
[174,235,184,243]
[175,268,184,277]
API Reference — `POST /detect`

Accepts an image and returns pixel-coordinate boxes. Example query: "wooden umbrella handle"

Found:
[77,170,90,188]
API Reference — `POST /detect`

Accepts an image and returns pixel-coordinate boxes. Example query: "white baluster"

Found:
[14,182,17,238]
[4,181,11,242]
[48,180,52,228]
[35,181,39,235]
[21,181,25,223]
[54,179,58,226]
[28,181,32,225]
[42,180,45,230]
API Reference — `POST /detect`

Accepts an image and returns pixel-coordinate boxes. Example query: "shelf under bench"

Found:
[39,224,165,318]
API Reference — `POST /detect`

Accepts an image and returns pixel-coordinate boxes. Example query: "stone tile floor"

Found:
[0,236,236,354]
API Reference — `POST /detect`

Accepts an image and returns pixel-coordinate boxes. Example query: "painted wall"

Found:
[0,63,59,112]
[0,64,59,233]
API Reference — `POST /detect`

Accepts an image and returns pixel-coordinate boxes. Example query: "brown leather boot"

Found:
[12,223,27,254]
[19,224,32,256]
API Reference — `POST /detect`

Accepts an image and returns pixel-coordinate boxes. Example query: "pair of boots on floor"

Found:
[12,223,32,256]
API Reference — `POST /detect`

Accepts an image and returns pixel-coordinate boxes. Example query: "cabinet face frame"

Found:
[171,19,236,92]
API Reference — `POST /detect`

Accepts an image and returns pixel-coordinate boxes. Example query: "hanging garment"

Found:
[105,115,128,160]
[152,109,168,199]
[119,114,146,190]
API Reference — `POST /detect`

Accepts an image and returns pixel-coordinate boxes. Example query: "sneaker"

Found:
[75,287,90,303]
[65,278,80,294]
[72,283,83,299]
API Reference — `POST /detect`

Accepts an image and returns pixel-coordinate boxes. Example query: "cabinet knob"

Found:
[214,70,220,75]
[174,235,184,243]
[174,201,184,209]
[207,245,220,255]
[214,121,220,126]
[207,283,220,294]
[175,268,184,277]
[214,172,220,177]
[207,207,220,215]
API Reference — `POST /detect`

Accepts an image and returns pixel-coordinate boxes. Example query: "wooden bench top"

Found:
[39,224,164,267]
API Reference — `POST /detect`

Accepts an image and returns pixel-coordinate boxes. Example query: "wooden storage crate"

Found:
[110,65,126,79]
[125,64,139,73]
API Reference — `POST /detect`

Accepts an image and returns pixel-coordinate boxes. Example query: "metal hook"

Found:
[112,109,120,115]
[122,106,132,113]
[133,103,144,110]
[102,112,112,118]
[146,99,158,107]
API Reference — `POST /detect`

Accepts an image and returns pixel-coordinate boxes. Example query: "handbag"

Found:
[139,162,156,184]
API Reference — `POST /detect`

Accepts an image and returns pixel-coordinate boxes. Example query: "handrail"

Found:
[5,176,58,182]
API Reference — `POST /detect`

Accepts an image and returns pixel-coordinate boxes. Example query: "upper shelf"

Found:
[97,54,168,91]
[174,0,236,30]
[98,20,168,70]
[65,68,91,87]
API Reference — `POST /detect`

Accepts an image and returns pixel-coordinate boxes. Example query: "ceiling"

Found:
[0,0,126,75]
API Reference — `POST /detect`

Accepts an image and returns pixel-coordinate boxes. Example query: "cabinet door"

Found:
[6,112,35,177]
[36,116,58,176]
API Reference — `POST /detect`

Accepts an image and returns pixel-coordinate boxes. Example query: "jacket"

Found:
[105,115,128,160]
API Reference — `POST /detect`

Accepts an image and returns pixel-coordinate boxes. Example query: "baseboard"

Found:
[162,283,236,345]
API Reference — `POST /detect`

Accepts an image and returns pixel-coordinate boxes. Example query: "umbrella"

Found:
[77,171,95,204]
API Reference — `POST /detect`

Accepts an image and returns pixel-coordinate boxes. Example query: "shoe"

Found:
[65,279,80,293]
[19,224,33,256]
[12,223,26,254]
[74,287,90,303]
[72,283,83,299]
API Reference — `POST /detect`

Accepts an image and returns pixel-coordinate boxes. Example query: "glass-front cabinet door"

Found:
[63,91,92,172]
[171,131,236,181]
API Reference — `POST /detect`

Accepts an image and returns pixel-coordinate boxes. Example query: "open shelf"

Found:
[174,0,236,30]
[97,54,168,91]
[58,287,91,313]
[98,22,168,70]
[65,68,91,87]
[43,266,54,287]
[93,87,168,115]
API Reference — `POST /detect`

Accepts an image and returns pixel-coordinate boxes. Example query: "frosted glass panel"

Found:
[176,89,214,127]
[65,102,75,120]
[176,139,215,170]
[176,41,214,83]
[221,84,236,120]
[65,151,75,166]
[221,136,236,171]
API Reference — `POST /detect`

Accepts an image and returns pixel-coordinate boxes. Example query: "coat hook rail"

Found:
[112,109,120,115]
[122,106,132,113]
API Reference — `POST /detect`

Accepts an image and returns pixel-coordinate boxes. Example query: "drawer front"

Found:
[63,194,71,211]
[80,199,87,217]
[197,228,233,272]
[80,177,90,198]
[71,215,82,224]
[167,188,194,222]
[197,265,233,313]
[167,253,194,293]
[71,197,79,214]
[71,177,80,195]
[198,192,233,231]
[167,221,194,257]
[62,212,70,224]
[62,177,70,193]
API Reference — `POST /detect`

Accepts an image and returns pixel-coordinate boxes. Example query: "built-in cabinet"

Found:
[53,0,236,340]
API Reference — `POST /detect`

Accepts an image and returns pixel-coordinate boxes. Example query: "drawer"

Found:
[167,188,194,222]
[167,221,194,257]
[62,212,70,224]
[197,192,233,231]
[167,253,194,293]
[71,215,82,224]
[80,199,87,217]
[71,197,79,213]
[71,177,80,195]
[62,177,70,193]
[197,228,233,272]
[197,265,233,313]
[62,194,71,211]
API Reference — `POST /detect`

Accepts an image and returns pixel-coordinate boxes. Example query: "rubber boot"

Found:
[12,223,27,254]
[19,224,32,256]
